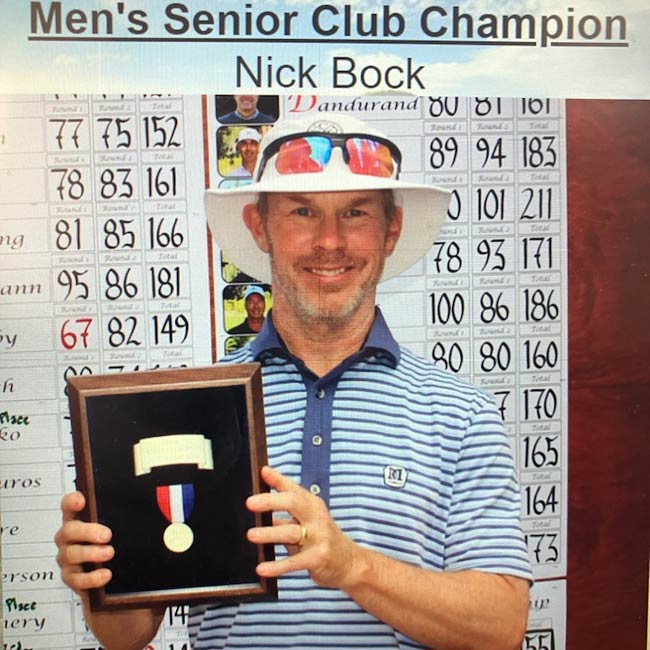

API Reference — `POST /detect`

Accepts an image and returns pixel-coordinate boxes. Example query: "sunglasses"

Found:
[255,132,402,182]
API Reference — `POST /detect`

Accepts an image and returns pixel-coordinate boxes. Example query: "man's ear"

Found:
[384,206,403,257]
[242,203,270,253]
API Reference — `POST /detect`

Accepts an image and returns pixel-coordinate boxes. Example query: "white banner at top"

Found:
[2,1,649,98]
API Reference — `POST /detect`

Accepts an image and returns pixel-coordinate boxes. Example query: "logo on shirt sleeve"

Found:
[383,465,408,488]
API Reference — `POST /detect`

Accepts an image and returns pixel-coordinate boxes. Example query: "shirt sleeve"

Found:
[443,394,533,582]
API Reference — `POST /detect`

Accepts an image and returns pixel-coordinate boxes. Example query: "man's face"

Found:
[244,292,266,319]
[245,191,402,328]
[234,95,259,117]
[237,139,259,166]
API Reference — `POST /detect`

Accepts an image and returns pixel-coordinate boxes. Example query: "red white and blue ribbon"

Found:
[156,483,194,524]
[156,484,195,552]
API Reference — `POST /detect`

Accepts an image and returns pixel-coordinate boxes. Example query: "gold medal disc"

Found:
[163,522,194,553]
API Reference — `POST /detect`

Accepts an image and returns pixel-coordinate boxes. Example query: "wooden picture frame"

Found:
[66,363,277,610]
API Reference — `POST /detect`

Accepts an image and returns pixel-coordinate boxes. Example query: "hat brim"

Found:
[205,175,450,285]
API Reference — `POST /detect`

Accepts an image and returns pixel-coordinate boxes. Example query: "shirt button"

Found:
[309,484,321,495]
[316,388,325,399]
[311,434,323,447]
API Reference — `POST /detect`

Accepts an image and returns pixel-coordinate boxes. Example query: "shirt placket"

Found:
[299,375,336,506]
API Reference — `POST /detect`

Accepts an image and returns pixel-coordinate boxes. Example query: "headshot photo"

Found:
[223,284,271,335]
[216,94,278,124]
[217,125,269,180]
[228,127,261,179]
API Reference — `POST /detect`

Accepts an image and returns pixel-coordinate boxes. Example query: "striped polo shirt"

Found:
[189,309,532,649]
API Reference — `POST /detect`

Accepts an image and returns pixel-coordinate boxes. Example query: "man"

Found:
[226,127,262,179]
[220,94,275,124]
[228,284,267,333]
[55,113,532,650]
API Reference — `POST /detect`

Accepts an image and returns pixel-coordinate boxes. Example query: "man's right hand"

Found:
[54,492,165,650]
[55,491,114,595]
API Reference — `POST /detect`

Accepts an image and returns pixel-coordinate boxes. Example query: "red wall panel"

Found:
[566,100,649,649]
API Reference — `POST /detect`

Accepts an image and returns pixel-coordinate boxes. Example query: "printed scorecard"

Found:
[1,94,567,649]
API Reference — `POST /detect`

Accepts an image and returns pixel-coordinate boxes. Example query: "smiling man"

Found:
[55,113,532,650]
[228,284,267,334]
[227,127,262,179]
[243,190,400,359]
[220,94,275,124]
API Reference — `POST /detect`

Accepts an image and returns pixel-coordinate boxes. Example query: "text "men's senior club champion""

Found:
[32,2,629,50]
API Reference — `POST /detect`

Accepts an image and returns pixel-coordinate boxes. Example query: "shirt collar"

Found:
[249,307,400,368]
[235,109,259,120]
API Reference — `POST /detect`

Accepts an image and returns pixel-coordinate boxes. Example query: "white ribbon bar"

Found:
[133,434,214,476]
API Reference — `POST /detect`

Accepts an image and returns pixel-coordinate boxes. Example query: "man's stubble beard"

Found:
[266,239,385,331]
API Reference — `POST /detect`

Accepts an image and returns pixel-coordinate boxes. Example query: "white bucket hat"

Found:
[205,112,450,284]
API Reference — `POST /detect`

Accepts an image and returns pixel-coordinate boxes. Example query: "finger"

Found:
[246,490,299,514]
[260,465,302,493]
[62,565,113,593]
[55,519,112,548]
[60,491,86,522]
[255,550,315,578]
[57,540,115,569]
[247,522,303,546]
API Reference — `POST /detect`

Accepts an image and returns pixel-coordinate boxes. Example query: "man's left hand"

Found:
[246,466,362,590]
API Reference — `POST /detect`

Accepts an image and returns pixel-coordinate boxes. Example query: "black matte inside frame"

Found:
[67,364,277,609]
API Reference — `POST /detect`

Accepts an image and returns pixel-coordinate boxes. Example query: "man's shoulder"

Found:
[255,111,276,123]
[228,320,253,334]
[219,111,274,124]
[226,167,252,179]
[219,111,241,124]
[392,344,495,408]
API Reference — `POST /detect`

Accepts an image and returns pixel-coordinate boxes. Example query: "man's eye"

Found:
[347,208,365,217]
[293,207,311,216]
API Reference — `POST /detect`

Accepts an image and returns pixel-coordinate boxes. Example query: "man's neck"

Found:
[272,304,376,377]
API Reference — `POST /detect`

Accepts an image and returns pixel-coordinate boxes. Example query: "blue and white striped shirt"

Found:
[189,309,532,649]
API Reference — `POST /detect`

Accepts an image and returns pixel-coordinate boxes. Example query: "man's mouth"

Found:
[308,266,352,277]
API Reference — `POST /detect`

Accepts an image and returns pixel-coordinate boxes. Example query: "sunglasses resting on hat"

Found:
[255,132,403,182]
[204,111,451,285]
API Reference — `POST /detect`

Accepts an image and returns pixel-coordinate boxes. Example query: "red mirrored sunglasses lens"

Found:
[272,136,396,177]
[346,138,395,177]
[275,137,328,174]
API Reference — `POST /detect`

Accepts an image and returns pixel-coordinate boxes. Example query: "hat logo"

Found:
[307,119,344,134]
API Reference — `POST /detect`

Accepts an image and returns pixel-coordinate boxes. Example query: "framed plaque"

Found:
[67,363,277,610]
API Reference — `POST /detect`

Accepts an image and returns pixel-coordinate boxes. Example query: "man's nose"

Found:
[312,213,346,251]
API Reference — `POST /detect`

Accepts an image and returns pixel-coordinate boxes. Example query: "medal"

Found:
[132,434,215,553]
[156,483,195,553]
